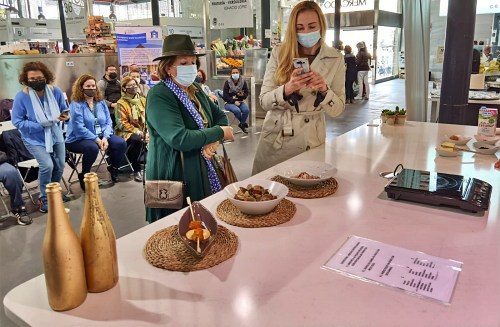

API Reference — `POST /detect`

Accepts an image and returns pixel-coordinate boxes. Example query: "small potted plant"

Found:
[396,108,407,124]
[385,110,396,125]
[381,109,391,123]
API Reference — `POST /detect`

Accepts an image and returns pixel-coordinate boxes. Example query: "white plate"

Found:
[472,142,500,155]
[275,160,337,187]
[474,134,500,145]
[443,134,472,145]
[223,179,288,216]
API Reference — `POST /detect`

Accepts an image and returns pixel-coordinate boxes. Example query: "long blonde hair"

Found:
[275,1,326,85]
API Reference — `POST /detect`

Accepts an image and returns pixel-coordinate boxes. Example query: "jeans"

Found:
[24,142,65,199]
[357,70,370,98]
[126,133,145,171]
[225,102,249,125]
[66,135,127,172]
[65,139,99,174]
[0,162,24,209]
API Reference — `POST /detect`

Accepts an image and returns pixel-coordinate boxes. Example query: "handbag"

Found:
[144,152,185,209]
[213,142,238,188]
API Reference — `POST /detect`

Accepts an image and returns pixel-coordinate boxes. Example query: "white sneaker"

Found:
[354,96,362,100]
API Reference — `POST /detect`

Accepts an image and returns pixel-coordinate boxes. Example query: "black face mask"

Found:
[83,89,97,97]
[125,87,137,96]
[28,80,46,92]
[195,76,203,84]
[109,72,118,79]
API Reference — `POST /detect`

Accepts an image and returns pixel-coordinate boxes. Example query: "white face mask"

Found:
[173,65,197,87]
[297,30,321,48]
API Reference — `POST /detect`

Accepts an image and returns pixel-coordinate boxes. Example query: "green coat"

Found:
[145,82,228,223]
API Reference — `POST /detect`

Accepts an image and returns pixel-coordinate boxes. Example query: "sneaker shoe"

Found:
[39,197,48,213]
[238,123,248,134]
[354,96,363,100]
[134,170,143,182]
[62,194,71,202]
[107,166,119,182]
[13,207,32,226]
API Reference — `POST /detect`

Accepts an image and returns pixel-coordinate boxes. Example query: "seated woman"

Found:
[222,67,250,133]
[129,70,150,97]
[196,68,219,103]
[115,76,148,182]
[65,74,127,189]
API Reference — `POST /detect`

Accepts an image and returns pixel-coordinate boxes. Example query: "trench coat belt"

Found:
[272,109,323,150]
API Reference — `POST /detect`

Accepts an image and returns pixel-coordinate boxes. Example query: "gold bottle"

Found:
[80,172,119,292]
[42,183,87,311]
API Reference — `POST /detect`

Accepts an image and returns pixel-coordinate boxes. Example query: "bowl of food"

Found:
[444,134,472,145]
[178,201,217,258]
[435,146,461,157]
[474,134,500,145]
[472,142,500,155]
[276,160,336,186]
[223,179,288,215]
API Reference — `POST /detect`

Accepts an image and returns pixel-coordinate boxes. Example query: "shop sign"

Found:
[115,26,163,66]
[320,0,375,14]
[440,0,500,16]
[63,0,86,39]
[165,25,203,38]
[209,0,253,29]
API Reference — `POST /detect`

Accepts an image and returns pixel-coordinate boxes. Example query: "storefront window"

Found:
[375,26,401,80]
[379,0,402,13]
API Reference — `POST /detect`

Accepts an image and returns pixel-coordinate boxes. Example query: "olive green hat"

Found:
[153,34,205,61]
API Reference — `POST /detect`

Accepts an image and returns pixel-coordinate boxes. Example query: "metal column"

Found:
[261,0,270,48]
[439,0,477,124]
[57,0,70,52]
[152,0,160,26]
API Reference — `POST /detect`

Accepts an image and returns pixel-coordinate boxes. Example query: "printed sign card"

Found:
[323,236,462,304]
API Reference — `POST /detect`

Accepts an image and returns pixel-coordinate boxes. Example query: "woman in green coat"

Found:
[146,34,234,223]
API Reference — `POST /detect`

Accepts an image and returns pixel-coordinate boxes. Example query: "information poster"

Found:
[210,0,253,29]
[436,46,445,64]
[63,0,86,39]
[115,26,163,83]
[323,236,462,304]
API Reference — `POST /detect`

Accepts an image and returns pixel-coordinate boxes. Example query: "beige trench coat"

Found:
[252,43,345,174]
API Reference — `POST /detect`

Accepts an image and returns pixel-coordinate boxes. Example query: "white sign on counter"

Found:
[210,0,253,29]
[323,236,462,304]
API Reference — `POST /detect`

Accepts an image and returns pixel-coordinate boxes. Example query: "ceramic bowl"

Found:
[436,147,461,157]
[275,160,337,187]
[472,142,500,155]
[474,134,500,145]
[178,201,218,258]
[443,134,472,145]
[224,179,288,215]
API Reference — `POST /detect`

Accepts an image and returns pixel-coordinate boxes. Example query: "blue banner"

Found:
[116,33,147,45]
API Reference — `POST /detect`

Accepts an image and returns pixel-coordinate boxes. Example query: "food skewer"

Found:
[186,197,201,253]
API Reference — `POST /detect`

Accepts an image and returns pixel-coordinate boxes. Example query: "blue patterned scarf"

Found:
[163,78,222,194]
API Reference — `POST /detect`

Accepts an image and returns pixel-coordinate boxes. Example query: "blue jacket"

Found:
[11,86,67,147]
[65,100,113,144]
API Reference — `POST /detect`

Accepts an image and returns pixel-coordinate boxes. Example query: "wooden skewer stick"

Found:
[186,197,201,253]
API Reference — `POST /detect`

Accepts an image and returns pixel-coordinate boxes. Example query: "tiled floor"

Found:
[0,78,406,327]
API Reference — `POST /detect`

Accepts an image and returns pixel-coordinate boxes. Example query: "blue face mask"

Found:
[231,73,240,80]
[297,30,321,48]
[173,64,197,87]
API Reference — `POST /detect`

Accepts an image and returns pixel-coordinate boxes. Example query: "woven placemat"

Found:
[144,225,238,272]
[216,199,296,228]
[270,175,338,199]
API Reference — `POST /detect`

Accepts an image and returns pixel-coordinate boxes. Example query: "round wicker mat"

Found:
[144,225,238,272]
[270,175,338,199]
[216,199,296,228]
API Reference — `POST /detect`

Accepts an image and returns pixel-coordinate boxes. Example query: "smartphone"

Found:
[59,109,70,118]
[293,58,310,74]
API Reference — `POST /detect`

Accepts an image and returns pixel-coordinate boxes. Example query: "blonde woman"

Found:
[252,1,345,174]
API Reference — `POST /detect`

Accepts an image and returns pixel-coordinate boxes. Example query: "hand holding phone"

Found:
[58,109,70,121]
[293,58,310,75]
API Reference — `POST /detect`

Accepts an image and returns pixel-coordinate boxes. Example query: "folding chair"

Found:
[16,158,39,205]
[66,150,83,184]
[95,144,135,173]
[0,184,11,220]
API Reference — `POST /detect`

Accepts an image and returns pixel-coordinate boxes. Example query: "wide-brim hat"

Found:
[153,34,205,61]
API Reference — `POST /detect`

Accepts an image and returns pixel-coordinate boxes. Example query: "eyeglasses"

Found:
[28,78,46,82]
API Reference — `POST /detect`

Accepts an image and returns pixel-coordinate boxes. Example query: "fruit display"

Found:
[486,59,499,72]
[221,57,243,68]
